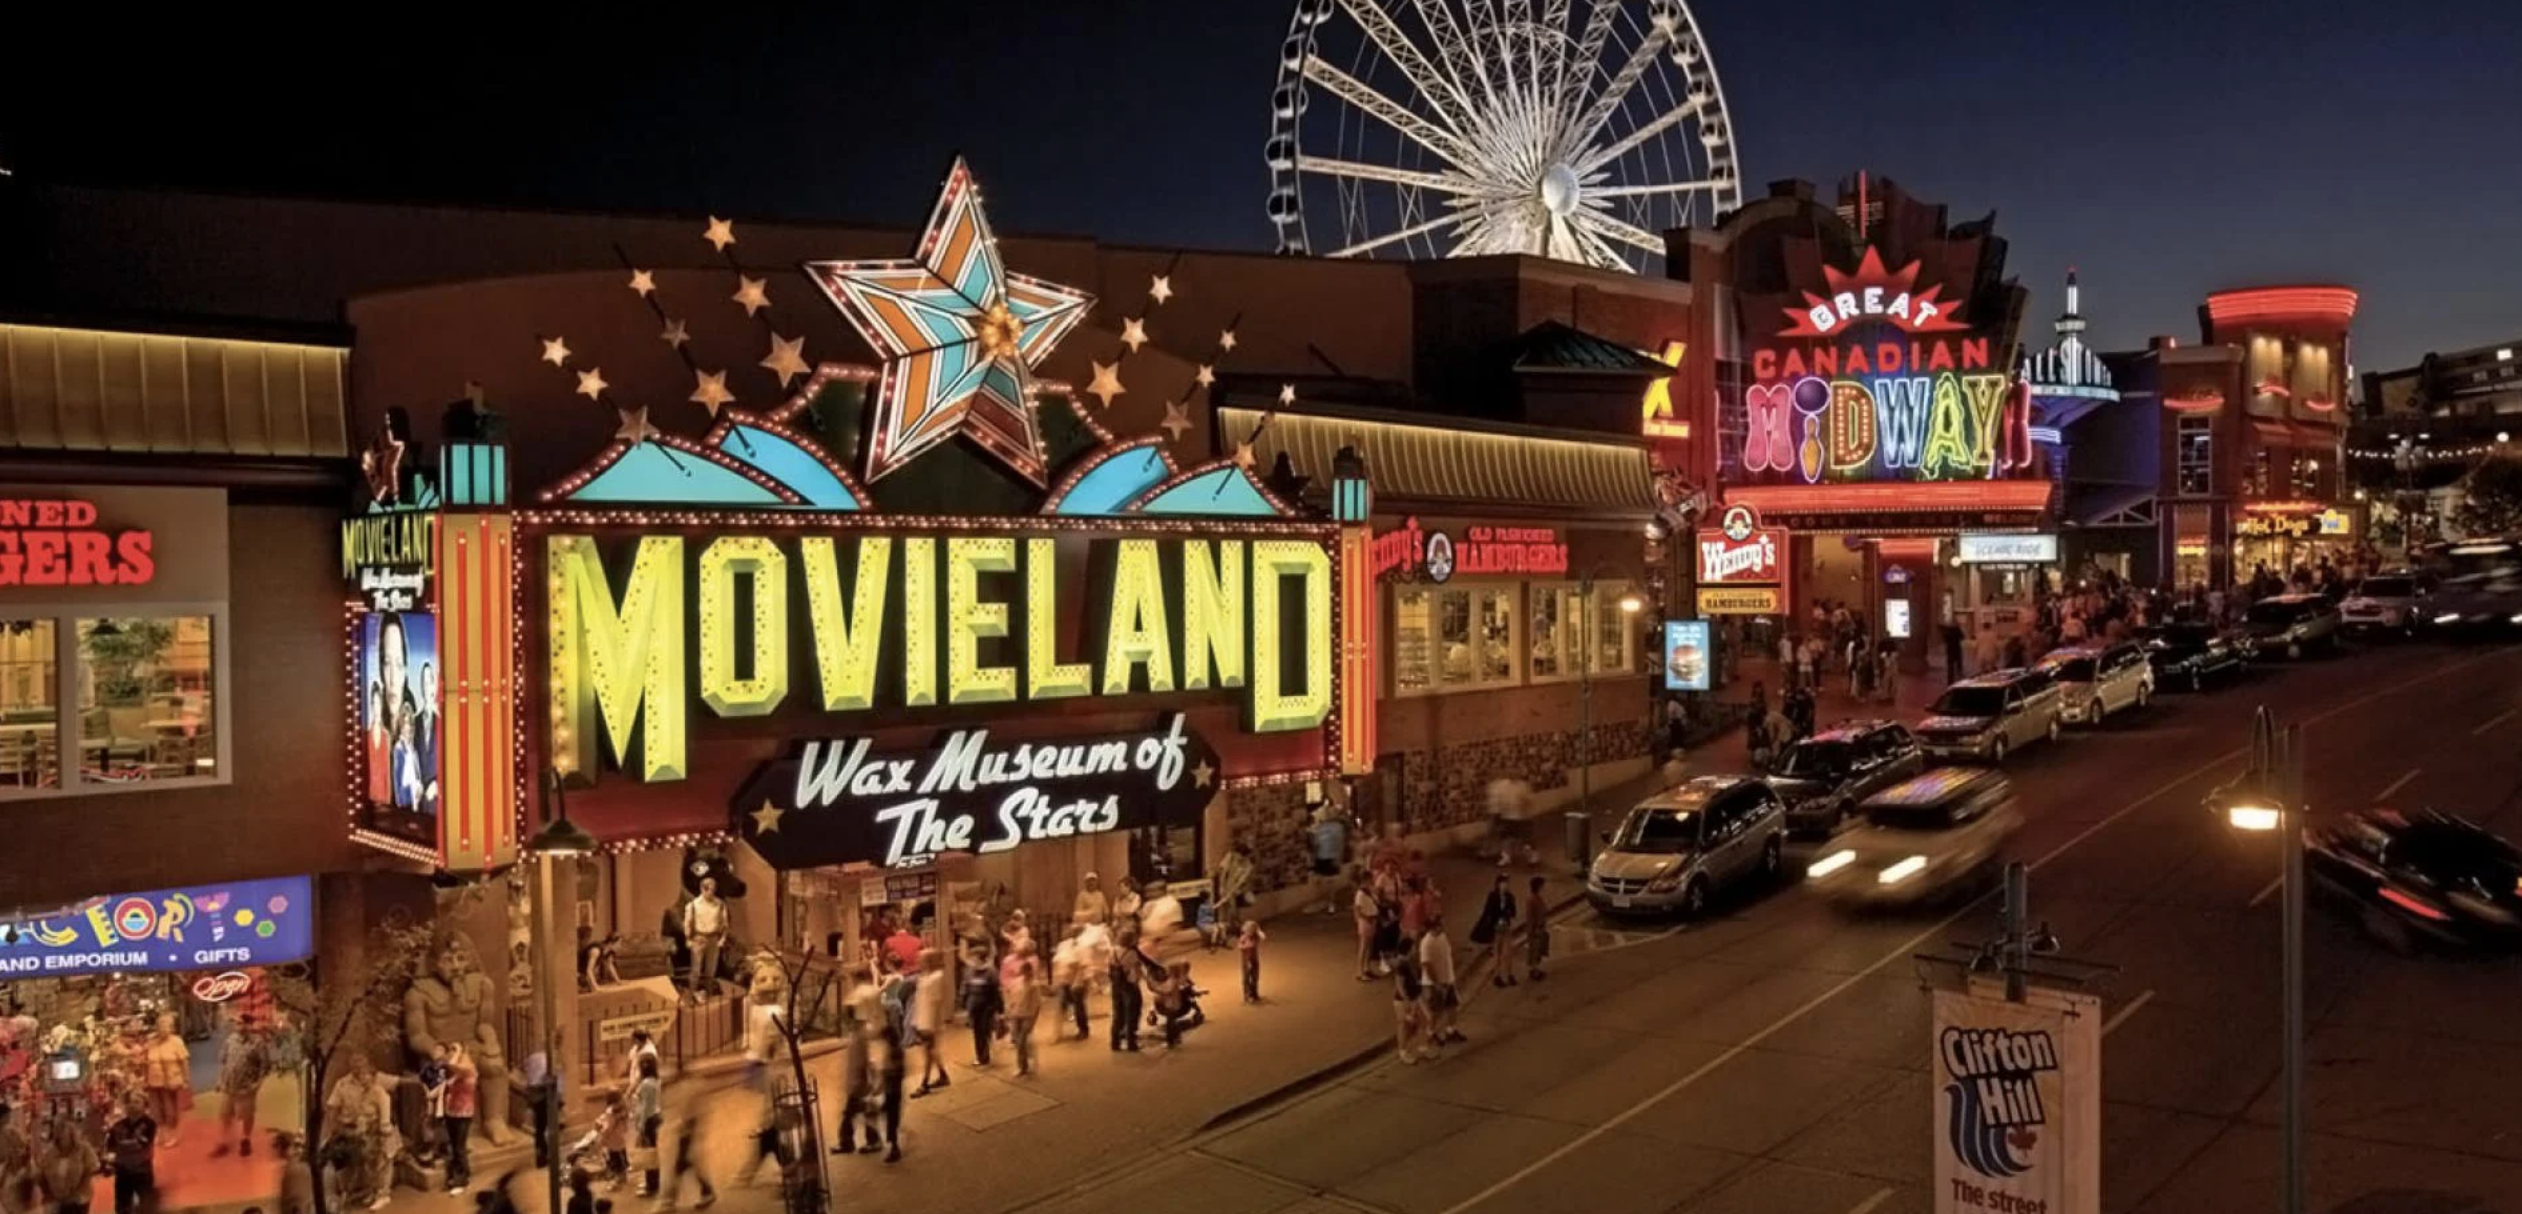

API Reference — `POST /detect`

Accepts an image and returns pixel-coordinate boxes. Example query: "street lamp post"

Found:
[2210,706,2306,1214]
[1572,567,1644,869]
[530,773,597,1214]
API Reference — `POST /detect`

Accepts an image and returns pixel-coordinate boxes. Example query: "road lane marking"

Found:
[1845,1189,1896,1214]
[2374,767,2422,801]
[2248,876,2283,908]
[2102,989,2157,1036]
[1430,648,2516,1214]
[2473,709,2517,737]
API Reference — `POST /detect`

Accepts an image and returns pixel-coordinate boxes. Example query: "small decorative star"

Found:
[628,269,656,296]
[1194,364,1216,389]
[1193,758,1215,789]
[1148,275,1174,305]
[761,333,811,387]
[613,406,658,444]
[1278,383,1297,406]
[733,276,771,316]
[540,336,572,366]
[1086,360,1127,408]
[690,369,735,416]
[1161,400,1192,440]
[575,368,609,400]
[1120,316,1149,353]
[660,318,691,348]
[1218,329,1239,352]
[1231,442,1256,469]
[750,801,786,834]
[704,217,737,251]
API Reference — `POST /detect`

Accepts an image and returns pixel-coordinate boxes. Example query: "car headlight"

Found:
[1878,855,1930,885]
[1645,870,1683,893]
[2435,612,2462,625]
[1808,850,1857,878]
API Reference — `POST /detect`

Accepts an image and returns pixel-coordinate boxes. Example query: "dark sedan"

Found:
[1765,721,1924,837]
[2305,808,2522,951]
[2141,621,2250,691]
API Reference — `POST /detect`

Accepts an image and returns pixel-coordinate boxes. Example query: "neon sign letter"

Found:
[1743,383,1795,474]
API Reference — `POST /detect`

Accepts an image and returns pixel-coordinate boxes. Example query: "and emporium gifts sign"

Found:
[735,712,1220,869]
[0,876,314,978]
[1931,981,2100,1214]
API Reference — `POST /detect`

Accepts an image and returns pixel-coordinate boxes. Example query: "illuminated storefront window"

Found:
[2176,416,2214,495]
[0,620,58,789]
[1393,584,1523,694]
[76,616,218,783]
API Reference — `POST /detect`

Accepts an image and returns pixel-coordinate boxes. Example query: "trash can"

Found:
[1563,811,1593,875]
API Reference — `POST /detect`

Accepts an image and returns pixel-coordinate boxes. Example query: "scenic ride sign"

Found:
[735,712,1220,869]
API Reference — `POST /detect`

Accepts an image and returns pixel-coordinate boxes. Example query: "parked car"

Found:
[1806,767,2022,907]
[1585,775,1787,917]
[2240,593,2342,658]
[2305,808,2522,952]
[2141,621,2250,691]
[2039,642,2155,725]
[2339,571,2436,637]
[1912,668,2063,764]
[1766,721,1925,838]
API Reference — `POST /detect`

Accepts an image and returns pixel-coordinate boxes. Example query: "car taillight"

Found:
[2379,887,2453,922]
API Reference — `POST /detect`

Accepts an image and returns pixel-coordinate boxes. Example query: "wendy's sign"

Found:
[735,712,1220,870]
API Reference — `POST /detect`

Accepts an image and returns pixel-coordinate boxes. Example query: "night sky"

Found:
[4,1,2514,372]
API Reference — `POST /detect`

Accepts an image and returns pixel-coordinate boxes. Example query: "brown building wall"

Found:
[5,501,359,907]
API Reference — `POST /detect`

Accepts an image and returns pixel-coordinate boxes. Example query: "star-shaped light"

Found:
[690,369,735,416]
[1120,316,1149,353]
[1219,329,1239,352]
[613,407,658,444]
[1194,364,1216,389]
[1193,758,1215,789]
[1148,275,1174,305]
[540,336,572,366]
[575,368,609,400]
[1278,383,1297,406]
[360,430,406,505]
[704,217,736,251]
[733,276,771,316]
[802,156,1092,487]
[629,269,656,296]
[1161,400,1192,440]
[1086,360,1126,408]
[1231,442,1256,469]
[660,319,691,348]
[750,801,785,834]
[761,334,811,387]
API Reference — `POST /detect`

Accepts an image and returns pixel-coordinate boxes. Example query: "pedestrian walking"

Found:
[870,995,907,1164]
[1390,954,1430,1064]
[1106,932,1145,1052]
[35,1121,99,1214]
[1006,951,1043,1077]
[649,1109,715,1212]
[831,969,879,1156]
[911,949,952,1094]
[441,1042,479,1193]
[1235,921,1266,1003]
[631,1056,663,1198]
[103,1100,156,1214]
[1473,875,1517,988]
[1523,876,1551,981]
[1051,929,1090,1040]
[1351,876,1383,981]
[960,944,1002,1068]
[1071,873,1110,927]
[735,1092,792,1188]
[1419,919,1461,1046]
[1211,844,1256,944]
[325,1055,398,1211]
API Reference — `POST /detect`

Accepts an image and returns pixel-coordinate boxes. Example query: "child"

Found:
[595,1091,632,1190]
[1523,876,1551,982]
[416,1044,451,1164]
[1235,922,1266,1004]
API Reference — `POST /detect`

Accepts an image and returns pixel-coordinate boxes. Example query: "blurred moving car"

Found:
[1586,775,1787,917]
[2305,808,2522,951]
[1913,669,2063,764]
[1806,767,2021,907]
[2421,538,2522,636]
[2240,593,2342,658]
[2338,571,2436,637]
[1767,721,1924,838]
[2142,621,2250,691]
[2039,642,2154,726]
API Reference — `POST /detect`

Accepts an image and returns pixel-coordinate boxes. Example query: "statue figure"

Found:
[404,932,511,1144]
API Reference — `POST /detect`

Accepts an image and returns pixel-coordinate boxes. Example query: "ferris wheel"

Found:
[1265,0,1743,275]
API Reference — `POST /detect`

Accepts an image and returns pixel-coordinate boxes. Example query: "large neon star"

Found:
[805,158,1092,486]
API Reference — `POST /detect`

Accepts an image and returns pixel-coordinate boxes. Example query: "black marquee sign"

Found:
[734,713,1222,870]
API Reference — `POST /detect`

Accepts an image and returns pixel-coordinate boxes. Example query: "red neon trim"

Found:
[1724,480,2053,516]
[2377,887,2452,922]
[2205,286,2358,327]
[2163,392,2226,412]
[2255,379,2293,398]
[2300,397,2338,412]
[1874,537,1940,560]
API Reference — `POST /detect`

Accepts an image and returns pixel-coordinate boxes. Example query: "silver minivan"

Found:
[2041,642,2154,726]
[1912,668,2063,764]
[1585,776,1787,917]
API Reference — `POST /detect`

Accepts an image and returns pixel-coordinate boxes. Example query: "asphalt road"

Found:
[1028,639,2522,1214]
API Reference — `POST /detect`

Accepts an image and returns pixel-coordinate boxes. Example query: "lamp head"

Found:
[1618,594,1644,615]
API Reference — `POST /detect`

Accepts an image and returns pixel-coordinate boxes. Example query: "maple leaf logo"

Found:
[1779,247,1970,338]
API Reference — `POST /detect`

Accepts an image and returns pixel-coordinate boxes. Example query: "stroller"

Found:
[1145,962,1208,1036]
